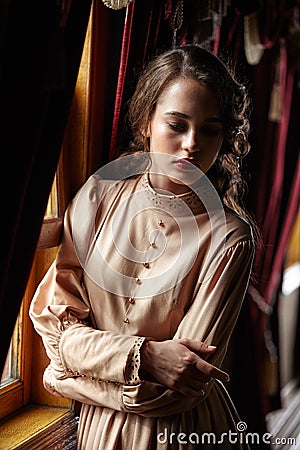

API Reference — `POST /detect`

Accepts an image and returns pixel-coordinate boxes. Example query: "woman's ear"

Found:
[142,122,151,137]
[140,123,151,152]
[145,123,151,137]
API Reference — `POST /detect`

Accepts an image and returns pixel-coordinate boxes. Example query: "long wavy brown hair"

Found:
[126,45,259,243]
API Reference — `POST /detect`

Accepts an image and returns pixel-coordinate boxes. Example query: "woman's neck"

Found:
[148,173,193,196]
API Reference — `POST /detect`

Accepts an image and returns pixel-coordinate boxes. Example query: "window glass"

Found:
[0,319,20,387]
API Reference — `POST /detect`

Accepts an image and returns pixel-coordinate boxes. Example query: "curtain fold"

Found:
[252,47,296,304]
[0,0,92,374]
[247,32,300,417]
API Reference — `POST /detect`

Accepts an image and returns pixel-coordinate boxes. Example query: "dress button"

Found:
[124,317,130,323]
[143,262,150,268]
[158,219,165,227]
[135,278,141,285]
[128,297,135,304]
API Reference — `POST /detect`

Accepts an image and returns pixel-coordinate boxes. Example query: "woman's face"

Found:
[147,77,224,194]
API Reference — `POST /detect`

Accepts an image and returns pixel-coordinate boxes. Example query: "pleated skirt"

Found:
[77,381,250,450]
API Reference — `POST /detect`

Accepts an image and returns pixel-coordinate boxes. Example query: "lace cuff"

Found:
[125,337,156,385]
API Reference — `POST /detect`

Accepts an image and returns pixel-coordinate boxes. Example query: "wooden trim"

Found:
[37,218,63,250]
[20,275,35,406]
[0,380,23,420]
[56,151,69,217]
[61,1,110,200]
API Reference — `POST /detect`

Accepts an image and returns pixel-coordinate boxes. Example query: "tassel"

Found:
[169,0,184,47]
[263,329,279,396]
[268,81,282,122]
[269,42,287,122]
[268,54,282,122]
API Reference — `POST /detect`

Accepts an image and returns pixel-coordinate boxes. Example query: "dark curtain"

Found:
[249,52,300,417]
[0,0,92,373]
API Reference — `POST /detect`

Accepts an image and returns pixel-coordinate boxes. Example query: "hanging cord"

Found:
[211,0,228,55]
[169,0,184,47]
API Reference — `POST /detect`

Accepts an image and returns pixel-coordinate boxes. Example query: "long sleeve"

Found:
[122,236,255,416]
[29,176,149,410]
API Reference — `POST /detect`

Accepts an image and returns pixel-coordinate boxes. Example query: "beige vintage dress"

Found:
[30,172,254,450]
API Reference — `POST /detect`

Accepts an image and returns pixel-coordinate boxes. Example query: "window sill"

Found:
[0,404,78,450]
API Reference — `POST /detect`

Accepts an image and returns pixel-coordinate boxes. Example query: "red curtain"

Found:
[250,49,299,414]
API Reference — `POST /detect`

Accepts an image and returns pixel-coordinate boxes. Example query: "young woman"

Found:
[30,45,256,449]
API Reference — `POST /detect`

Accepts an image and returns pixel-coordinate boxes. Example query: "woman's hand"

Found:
[140,338,229,398]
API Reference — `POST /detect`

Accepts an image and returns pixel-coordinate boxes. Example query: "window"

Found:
[0,321,19,388]
[0,184,69,421]
[0,283,31,420]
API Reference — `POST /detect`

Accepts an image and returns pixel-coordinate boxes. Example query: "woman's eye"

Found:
[168,122,186,132]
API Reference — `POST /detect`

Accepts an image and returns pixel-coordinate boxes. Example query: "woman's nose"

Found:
[182,129,199,153]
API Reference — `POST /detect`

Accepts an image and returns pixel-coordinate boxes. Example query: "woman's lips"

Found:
[174,158,200,170]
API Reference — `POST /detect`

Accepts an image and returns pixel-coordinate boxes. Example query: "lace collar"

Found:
[140,173,206,216]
